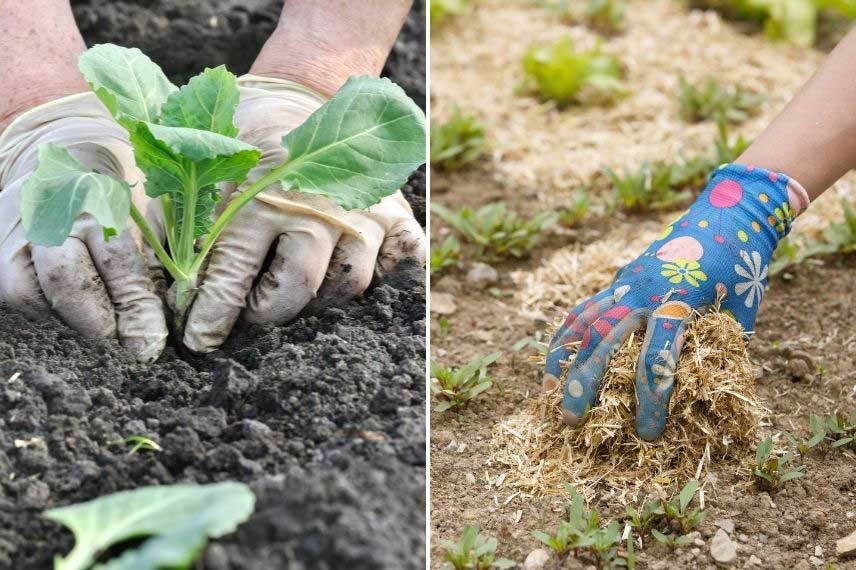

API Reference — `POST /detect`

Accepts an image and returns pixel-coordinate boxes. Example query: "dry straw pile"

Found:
[490,311,763,499]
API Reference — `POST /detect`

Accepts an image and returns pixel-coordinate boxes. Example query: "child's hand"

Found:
[544,164,810,440]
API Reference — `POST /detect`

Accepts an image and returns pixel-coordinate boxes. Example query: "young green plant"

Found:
[542,0,629,34]
[521,38,626,107]
[431,107,488,171]
[752,436,805,490]
[430,352,502,418]
[440,525,516,570]
[431,235,463,275]
[677,75,764,123]
[20,44,425,326]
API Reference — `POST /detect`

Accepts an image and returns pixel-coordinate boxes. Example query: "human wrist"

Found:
[249,0,410,97]
[694,163,809,258]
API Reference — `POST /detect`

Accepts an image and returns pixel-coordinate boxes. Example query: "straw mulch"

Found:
[489,311,763,500]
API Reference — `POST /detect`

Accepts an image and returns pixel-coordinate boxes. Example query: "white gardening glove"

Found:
[0,93,167,362]
[183,76,426,353]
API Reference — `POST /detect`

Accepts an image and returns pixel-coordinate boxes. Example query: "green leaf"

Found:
[779,469,805,483]
[78,44,177,130]
[678,480,698,513]
[160,66,240,136]
[20,144,130,247]
[651,529,669,544]
[45,482,255,570]
[755,437,773,465]
[277,76,426,210]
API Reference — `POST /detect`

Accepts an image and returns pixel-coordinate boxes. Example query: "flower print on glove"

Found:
[544,163,810,441]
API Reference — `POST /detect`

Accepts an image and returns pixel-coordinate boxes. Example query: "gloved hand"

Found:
[0,93,168,362]
[181,76,426,353]
[544,163,810,440]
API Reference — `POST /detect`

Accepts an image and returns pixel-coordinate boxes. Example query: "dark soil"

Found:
[0,1,426,569]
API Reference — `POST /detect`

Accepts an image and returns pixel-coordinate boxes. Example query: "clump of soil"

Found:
[0,1,426,569]
[491,312,761,499]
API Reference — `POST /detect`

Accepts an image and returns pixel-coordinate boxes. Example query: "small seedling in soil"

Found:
[431,352,502,418]
[437,316,452,338]
[431,0,471,27]
[824,410,856,451]
[660,480,707,534]
[44,482,254,570]
[112,435,162,456]
[521,38,626,107]
[431,203,558,260]
[431,107,488,171]
[651,529,694,549]
[625,498,663,533]
[752,436,805,490]
[677,75,764,123]
[605,161,692,213]
[512,331,548,356]
[542,0,629,34]
[534,484,632,568]
[711,119,750,165]
[20,44,424,330]
[431,235,463,275]
[771,199,856,275]
[440,525,516,570]
[558,189,592,227]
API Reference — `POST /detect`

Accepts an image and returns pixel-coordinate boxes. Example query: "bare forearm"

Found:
[250,0,412,97]
[0,0,87,132]
[737,28,856,200]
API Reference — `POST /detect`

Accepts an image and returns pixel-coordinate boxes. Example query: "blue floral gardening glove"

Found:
[544,163,810,441]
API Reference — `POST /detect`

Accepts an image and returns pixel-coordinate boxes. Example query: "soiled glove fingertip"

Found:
[635,405,667,441]
[125,331,168,364]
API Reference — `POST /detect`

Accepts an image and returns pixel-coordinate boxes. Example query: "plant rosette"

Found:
[20,44,426,331]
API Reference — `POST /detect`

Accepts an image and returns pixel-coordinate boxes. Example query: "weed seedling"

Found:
[112,435,162,456]
[440,525,516,570]
[711,119,750,165]
[431,107,488,171]
[432,203,558,260]
[752,436,805,490]
[660,480,706,534]
[431,352,502,417]
[20,44,424,327]
[542,0,629,33]
[431,0,471,27]
[431,236,463,275]
[625,498,663,533]
[521,38,626,106]
[558,189,592,227]
[677,75,764,123]
[651,529,694,549]
[605,161,691,212]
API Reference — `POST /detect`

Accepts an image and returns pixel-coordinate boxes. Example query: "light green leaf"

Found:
[278,76,426,210]
[160,66,240,136]
[139,123,257,163]
[20,144,130,247]
[78,44,177,129]
[45,482,255,570]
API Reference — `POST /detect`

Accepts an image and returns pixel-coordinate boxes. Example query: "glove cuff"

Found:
[701,163,809,255]
[236,74,328,104]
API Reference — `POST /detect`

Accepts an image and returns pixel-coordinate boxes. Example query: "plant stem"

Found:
[178,164,198,268]
[188,162,288,276]
[129,203,188,282]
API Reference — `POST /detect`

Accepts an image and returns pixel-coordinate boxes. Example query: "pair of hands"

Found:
[0,75,425,362]
[545,163,810,440]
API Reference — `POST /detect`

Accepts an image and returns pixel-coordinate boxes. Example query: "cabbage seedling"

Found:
[20,44,425,322]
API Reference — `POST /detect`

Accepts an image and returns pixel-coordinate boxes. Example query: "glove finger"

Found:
[0,237,51,318]
[183,207,279,353]
[634,301,692,441]
[376,216,427,276]
[308,232,382,312]
[82,226,167,364]
[561,304,647,426]
[544,285,630,392]
[243,220,340,324]
[31,238,116,339]
[719,251,768,336]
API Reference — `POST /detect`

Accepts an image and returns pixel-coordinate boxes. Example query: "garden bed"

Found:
[430,1,856,568]
[0,1,426,568]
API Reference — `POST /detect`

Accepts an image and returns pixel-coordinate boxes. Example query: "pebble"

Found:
[747,555,762,566]
[710,529,737,565]
[431,293,457,315]
[715,518,735,534]
[465,263,499,288]
[837,529,856,554]
[738,534,749,543]
[814,545,823,557]
[523,549,550,570]
[465,472,476,485]
[809,556,824,567]
[691,548,701,556]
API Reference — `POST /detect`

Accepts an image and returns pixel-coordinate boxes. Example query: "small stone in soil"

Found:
[465,262,499,288]
[837,529,856,554]
[710,529,737,565]
[431,292,457,315]
[523,548,550,570]
[747,554,762,566]
[715,518,735,534]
